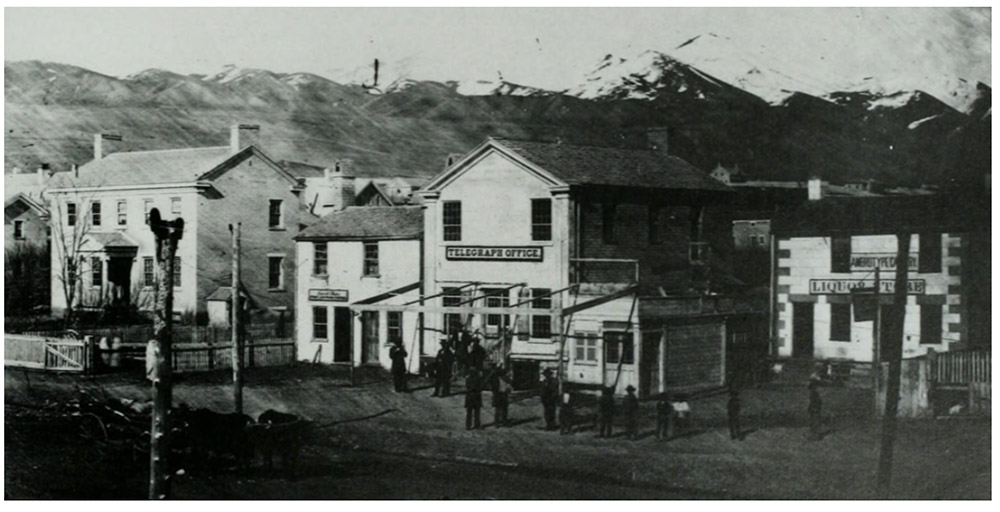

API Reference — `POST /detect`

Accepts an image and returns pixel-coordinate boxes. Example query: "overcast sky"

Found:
[4,7,991,89]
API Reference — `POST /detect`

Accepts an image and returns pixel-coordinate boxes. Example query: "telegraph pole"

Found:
[148,208,183,500]
[876,232,912,498]
[229,223,244,415]
[872,266,881,415]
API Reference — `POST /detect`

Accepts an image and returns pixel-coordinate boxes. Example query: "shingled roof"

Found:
[772,196,990,237]
[53,147,231,188]
[296,206,423,241]
[497,139,731,192]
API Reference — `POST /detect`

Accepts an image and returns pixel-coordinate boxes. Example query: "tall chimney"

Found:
[94,133,122,160]
[230,123,261,155]
[646,127,669,152]
[807,177,823,201]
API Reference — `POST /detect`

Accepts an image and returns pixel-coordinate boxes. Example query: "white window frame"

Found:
[117,200,127,226]
[574,332,599,365]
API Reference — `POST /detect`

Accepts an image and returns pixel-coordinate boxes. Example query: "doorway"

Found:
[791,302,815,359]
[333,307,352,363]
[360,311,380,365]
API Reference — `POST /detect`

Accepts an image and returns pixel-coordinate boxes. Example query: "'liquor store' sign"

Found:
[445,246,544,262]
[809,279,926,295]
[850,252,918,270]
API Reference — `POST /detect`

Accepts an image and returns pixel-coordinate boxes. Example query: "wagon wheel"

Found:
[78,412,109,443]
[63,329,81,341]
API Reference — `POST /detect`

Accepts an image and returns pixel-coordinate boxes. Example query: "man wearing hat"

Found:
[540,368,559,431]
[597,386,615,438]
[433,339,455,397]
[465,370,484,430]
[623,385,640,440]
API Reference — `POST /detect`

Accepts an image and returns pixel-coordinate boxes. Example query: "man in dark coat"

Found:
[597,386,615,438]
[433,340,454,398]
[468,335,487,372]
[389,339,408,393]
[540,369,559,431]
[727,388,743,440]
[808,378,823,440]
[655,396,674,440]
[623,385,640,440]
[465,370,483,430]
[488,363,511,428]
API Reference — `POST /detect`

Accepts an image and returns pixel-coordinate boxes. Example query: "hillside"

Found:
[4,58,990,188]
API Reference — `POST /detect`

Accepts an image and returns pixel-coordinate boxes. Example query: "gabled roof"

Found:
[422,138,731,193]
[4,193,48,217]
[80,232,139,251]
[356,181,396,206]
[295,206,423,241]
[772,196,990,237]
[52,146,301,189]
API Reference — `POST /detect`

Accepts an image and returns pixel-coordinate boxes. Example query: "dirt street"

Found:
[4,365,991,499]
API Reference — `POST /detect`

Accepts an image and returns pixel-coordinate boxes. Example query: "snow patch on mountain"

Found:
[866,91,919,110]
[908,114,941,129]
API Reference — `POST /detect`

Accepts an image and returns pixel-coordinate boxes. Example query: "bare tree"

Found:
[46,187,103,326]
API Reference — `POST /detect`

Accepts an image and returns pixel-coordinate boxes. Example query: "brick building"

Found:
[46,124,313,323]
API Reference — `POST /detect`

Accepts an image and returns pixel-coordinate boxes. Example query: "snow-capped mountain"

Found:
[448,79,552,97]
[566,50,752,103]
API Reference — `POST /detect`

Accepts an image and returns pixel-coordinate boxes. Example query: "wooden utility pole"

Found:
[876,233,911,498]
[148,208,183,500]
[229,223,244,415]
[872,266,881,415]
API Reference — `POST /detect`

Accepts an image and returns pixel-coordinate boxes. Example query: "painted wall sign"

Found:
[309,289,349,302]
[445,246,544,261]
[809,279,926,295]
[850,252,918,270]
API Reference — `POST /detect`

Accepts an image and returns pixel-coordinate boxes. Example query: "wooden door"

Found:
[792,302,815,359]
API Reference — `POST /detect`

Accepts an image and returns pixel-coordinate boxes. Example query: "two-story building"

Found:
[46,124,313,323]
[770,194,990,363]
[294,206,423,369]
[320,137,750,396]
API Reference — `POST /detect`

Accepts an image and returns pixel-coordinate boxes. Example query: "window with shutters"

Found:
[268,256,284,289]
[268,199,284,229]
[919,232,942,273]
[531,288,552,339]
[363,242,379,276]
[604,331,634,365]
[117,200,127,226]
[387,311,403,345]
[143,257,155,287]
[830,303,851,342]
[831,236,851,273]
[312,306,328,341]
[574,333,598,363]
[920,304,942,344]
[442,201,462,241]
[91,257,102,288]
[484,288,509,329]
[531,199,552,241]
[442,287,463,336]
[313,242,328,275]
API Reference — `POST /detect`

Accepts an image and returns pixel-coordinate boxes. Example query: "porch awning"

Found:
[81,232,139,253]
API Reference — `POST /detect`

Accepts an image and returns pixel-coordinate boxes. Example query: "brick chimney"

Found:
[807,177,823,200]
[327,159,356,211]
[36,163,51,185]
[94,133,122,160]
[230,123,261,155]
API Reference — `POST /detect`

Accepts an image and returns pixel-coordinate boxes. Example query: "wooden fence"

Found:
[20,324,286,346]
[116,340,296,373]
[929,349,991,384]
[5,334,90,372]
